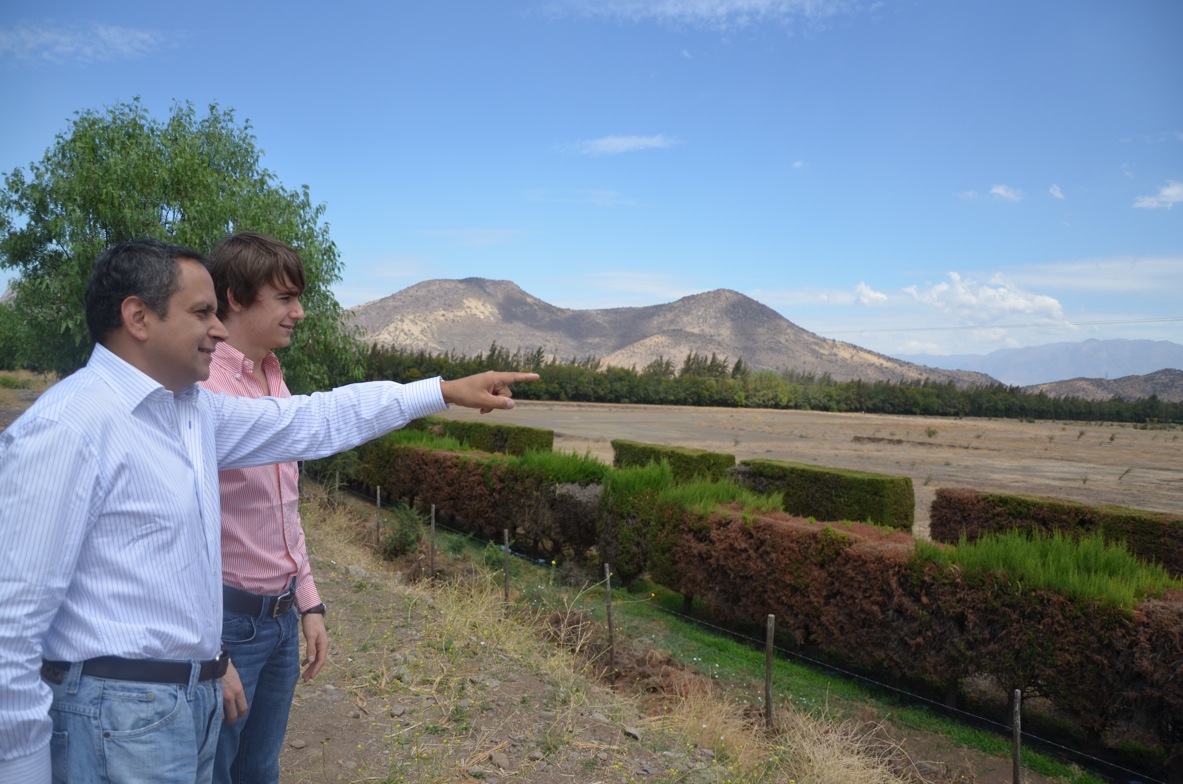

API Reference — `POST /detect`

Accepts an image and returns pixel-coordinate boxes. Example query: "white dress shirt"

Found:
[0,343,447,777]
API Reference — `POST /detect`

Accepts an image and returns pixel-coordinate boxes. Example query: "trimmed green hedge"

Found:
[610,439,735,482]
[330,435,1183,770]
[407,415,554,455]
[735,459,914,531]
[930,488,1183,578]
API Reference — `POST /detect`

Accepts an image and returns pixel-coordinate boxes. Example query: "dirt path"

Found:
[437,401,1183,536]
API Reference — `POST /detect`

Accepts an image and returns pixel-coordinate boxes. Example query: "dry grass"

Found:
[292,481,917,783]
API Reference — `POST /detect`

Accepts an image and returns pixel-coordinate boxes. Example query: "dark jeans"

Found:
[213,588,300,784]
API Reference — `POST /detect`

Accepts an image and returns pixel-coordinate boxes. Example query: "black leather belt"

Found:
[223,584,295,618]
[41,648,229,685]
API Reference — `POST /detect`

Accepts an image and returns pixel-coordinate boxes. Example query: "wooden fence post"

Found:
[429,504,436,579]
[375,486,382,548]
[605,563,615,681]
[1012,688,1022,784]
[503,529,510,603]
[765,614,775,728]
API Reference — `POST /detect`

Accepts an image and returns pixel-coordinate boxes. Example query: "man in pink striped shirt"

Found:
[199,232,332,784]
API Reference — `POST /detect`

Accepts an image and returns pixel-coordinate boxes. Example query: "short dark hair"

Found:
[85,238,209,344]
[208,232,306,320]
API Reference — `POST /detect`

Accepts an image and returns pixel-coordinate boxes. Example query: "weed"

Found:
[381,500,426,559]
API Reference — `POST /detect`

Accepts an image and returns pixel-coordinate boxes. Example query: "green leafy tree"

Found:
[0,299,30,370]
[0,98,362,391]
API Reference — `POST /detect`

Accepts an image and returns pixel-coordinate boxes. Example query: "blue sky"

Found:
[1,0,1180,358]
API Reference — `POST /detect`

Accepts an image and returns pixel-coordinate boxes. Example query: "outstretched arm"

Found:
[440,371,540,414]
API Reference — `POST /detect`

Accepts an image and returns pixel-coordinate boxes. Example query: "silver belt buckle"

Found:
[271,588,294,617]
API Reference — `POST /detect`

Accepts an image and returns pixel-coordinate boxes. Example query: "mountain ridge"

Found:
[346,279,1182,401]
[346,278,994,387]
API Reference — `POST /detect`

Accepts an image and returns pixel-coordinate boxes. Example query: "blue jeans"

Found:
[213,595,300,784]
[47,661,221,783]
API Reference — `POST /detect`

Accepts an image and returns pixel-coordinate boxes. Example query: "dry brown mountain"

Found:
[1024,368,1183,403]
[347,278,995,386]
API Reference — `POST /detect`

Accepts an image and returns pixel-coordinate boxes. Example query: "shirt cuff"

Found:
[402,377,449,420]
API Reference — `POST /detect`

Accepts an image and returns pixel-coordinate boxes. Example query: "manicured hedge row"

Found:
[336,435,1183,773]
[406,415,554,455]
[930,488,1183,578]
[733,459,914,531]
[673,514,1182,761]
[350,436,600,560]
[611,439,735,481]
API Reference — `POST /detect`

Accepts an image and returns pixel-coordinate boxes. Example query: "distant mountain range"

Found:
[897,339,1183,387]
[347,279,1183,402]
[1025,369,1183,404]
[347,278,993,387]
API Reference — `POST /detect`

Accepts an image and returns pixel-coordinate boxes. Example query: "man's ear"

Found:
[120,296,152,342]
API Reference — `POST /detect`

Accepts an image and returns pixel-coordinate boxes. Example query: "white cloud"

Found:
[1007,255,1183,295]
[1120,131,1183,145]
[957,189,979,200]
[548,0,867,30]
[1133,180,1183,209]
[854,282,887,306]
[903,272,1063,323]
[570,134,678,156]
[0,21,167,65]
[989,184,1022,202]
[792,159,805,169]
[1049,184,1064,200]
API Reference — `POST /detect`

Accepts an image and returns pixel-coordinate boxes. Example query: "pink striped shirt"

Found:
[200,342,321,611]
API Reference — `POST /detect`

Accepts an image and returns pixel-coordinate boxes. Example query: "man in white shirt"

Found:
[0,238,536,783]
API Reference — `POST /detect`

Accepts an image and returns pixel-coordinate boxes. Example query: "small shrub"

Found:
[381,500,426,558]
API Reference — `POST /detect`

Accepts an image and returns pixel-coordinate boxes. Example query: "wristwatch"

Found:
[302,603,327,616]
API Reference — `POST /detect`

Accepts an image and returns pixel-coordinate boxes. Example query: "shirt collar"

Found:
[211,340,279,377]
[87,343,197,408]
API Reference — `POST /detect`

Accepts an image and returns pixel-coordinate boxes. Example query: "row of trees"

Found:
[366,343,1183,424]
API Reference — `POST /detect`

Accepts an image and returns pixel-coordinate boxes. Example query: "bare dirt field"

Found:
[437,400,1183,536]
